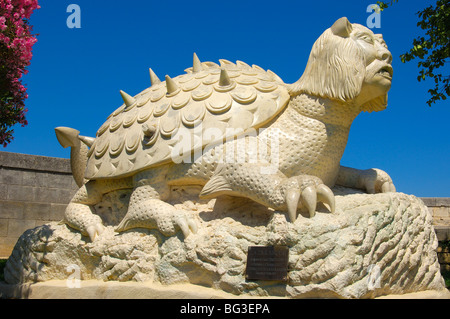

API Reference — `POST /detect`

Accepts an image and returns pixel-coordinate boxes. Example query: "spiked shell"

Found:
[85,57,290,179]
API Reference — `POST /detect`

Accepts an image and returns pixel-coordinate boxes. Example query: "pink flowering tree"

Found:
[0,0,39,147]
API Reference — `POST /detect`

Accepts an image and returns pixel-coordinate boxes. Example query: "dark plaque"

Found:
[245,246,289,282]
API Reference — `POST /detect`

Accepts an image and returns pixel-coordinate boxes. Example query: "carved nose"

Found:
[381,52,392,63]
[378,48,392,64]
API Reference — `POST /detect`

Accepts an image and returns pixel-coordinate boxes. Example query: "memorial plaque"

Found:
[245,246,289,282]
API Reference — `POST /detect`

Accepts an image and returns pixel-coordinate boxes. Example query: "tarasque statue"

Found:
[4,17,447,299]
[56,17,395,241]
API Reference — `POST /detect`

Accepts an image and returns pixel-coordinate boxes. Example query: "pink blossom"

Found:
[0,0,39,146]
[0,16,6,31]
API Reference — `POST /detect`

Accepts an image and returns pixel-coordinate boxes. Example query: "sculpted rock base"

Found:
[4,187,447,299]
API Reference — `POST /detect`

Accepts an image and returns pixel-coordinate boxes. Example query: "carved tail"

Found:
[55,127,93,187]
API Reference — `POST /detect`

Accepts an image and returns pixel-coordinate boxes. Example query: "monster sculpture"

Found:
[55,17,396,242]
[5,17,447,299]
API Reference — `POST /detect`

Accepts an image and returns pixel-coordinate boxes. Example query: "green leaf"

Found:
[395,0,450,106]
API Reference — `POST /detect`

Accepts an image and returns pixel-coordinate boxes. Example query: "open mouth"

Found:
[377,65,393,80]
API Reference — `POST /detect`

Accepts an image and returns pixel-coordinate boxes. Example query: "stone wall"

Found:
[421,197,450,273]
[421,197,450,242]
[0,151,78,258]
[0,151,449,261]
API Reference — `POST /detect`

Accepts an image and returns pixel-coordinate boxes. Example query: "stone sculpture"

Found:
[55,17,395,242]
[4,17,447,299]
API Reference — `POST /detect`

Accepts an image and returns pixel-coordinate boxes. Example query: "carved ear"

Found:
[331,17,353,38]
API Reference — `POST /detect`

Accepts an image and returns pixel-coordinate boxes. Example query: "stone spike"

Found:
[55,127,80,149]
[219,68,231,87]
[120,90,136,107]
[165,75,179,95]
[193,53,203,73]
[149,68,161,86]
[78,135,95,148]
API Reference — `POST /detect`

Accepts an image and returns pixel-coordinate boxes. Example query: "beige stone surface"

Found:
[0,280,238,299]
[376,290,450,299]
[1,280,448,299]
[4,187,447,299]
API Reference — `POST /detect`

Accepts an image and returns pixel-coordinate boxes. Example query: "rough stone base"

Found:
[3,187,448,299]
[0,280,237,299]
[1,280,448,299]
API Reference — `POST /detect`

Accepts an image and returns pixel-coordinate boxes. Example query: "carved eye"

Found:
[360,34,374,44]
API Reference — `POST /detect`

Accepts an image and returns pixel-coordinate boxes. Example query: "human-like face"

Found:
[351,24,393,104]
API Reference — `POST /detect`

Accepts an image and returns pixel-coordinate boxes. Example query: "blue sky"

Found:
[4,0,449,197]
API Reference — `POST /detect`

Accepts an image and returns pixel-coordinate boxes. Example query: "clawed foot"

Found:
[359,168,396,194]
[281,176,335,222]
[64,203,106,242]
[171,213,199,238]
[115,199,198,238]
[85,223,106,242]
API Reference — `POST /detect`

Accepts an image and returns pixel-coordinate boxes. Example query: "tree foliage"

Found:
[377,0,449,106]
[0,0,39,147]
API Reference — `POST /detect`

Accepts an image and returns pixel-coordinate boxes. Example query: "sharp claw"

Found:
[301,186,317,218]
[177,215,198,238]
[389,182,396,192]
[97,224,105,236]
[85,223,105,241]
[286,189,301,222]
[316,184,335,213]
[188,219,198,234]
[176,216,191,238]
[381,181,397,193]
[365,181,375,194]
[381,181,390,193]
[86,225,97,241]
